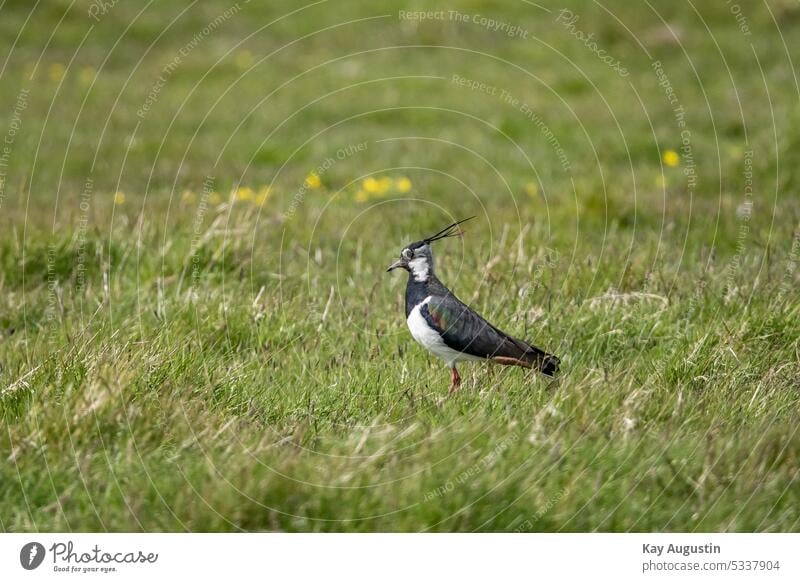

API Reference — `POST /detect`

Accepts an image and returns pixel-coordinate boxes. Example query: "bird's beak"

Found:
[386,259,405,272]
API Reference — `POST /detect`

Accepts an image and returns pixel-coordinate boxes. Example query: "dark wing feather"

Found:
[421,294,560,376]
[421,295,526,359]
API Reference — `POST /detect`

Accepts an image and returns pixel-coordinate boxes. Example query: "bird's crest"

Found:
[423,216,475,244]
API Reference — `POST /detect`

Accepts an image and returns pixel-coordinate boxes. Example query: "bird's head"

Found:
[386,217,474,282]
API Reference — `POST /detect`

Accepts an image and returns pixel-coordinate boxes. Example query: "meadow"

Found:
[0,0,799,531]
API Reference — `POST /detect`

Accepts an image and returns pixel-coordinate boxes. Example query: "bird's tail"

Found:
[524,345,560,377]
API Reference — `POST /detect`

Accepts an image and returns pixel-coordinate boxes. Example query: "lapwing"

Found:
[387,218,560,393]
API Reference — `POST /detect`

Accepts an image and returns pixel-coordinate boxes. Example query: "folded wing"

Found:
[420,295,533,361]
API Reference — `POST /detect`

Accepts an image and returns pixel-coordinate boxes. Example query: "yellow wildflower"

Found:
[256,186,271,206]
[305,172,321,189]
[355,189,369,203]
[181,190,197,204]
[49,63,66,82]
[113,191,126,205]
[395,177,412,193]
[235,186,256,202]
[235,50,254,69]
[662,149,679,167]
[363,177,380,193]
[524,182,538,197]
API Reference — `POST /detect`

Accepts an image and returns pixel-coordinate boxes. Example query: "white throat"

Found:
[408,256,429,282]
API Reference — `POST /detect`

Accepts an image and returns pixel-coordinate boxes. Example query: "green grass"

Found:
[1,0,799,531]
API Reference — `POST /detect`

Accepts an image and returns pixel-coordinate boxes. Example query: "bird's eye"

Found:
[402,249,413,260]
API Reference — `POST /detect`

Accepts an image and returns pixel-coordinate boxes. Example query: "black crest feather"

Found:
[423,217,475,244]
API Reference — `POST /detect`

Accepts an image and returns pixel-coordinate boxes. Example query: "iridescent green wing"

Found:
[422,295,518,358]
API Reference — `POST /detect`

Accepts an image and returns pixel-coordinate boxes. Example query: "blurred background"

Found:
[0,0,798,531]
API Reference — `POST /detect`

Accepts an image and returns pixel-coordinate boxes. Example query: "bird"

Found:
[387,218,560,393]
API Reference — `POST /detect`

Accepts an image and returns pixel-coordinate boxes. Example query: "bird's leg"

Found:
[449,366,462,394]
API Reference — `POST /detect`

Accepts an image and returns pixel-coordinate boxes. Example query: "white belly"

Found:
[406,297,482,367]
